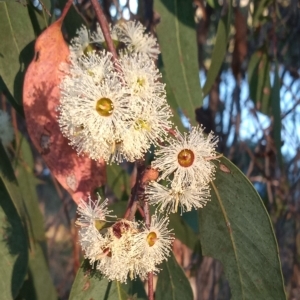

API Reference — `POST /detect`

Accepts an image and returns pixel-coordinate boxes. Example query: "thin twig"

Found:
[38,0,52,17]
[125,166,141,218]
[147,272,154,300]
[90,0,118,61]
[137,205,145,218]
[123,162,156,300]
[124,164,158,220]
[124,162,145,220]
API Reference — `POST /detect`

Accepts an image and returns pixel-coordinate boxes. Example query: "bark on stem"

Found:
[123,163,157,300]
[124,164,159,220]
[90,0,118,61]
[147,272,154,300]
[124,162,145,220]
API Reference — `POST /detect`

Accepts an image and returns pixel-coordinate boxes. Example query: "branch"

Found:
[124,164,158,220]
[122,162,157,300]
[90,0,118,61]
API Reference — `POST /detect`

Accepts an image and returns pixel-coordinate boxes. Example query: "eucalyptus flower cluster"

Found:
[63,21,219,283]
[76,195,174,283]
[58,21,171,163]
[148,126,218,214]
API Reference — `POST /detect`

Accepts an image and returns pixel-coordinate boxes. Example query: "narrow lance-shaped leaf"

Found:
[271,61,282,165]
[156,252,194,300]
[247,48,271,115]
[22,0,106,204]
[0,140,29,229]
[252,0,272,28]
[198,157,286,300]
[0,0,52,105]
[202,0,233,96]
[16,244,57,300]
[155,0,202,124]
[14,135,57,300]
[160,64,185,131]
[14,134,45,242]
[169,213,200,251]
[69,260,147,300]
[0,161,28,299]
[0,77,24,117]
[0,138,56,299]
[106,164,131,201]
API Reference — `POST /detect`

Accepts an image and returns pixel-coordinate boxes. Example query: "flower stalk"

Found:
[144,195,154,300]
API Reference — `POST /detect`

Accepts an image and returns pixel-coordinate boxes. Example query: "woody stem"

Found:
[89,0,118,62]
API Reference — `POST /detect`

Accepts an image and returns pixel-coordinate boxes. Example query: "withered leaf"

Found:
[23,0,106,204]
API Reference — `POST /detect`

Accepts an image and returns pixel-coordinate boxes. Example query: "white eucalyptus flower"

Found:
[76,194,114,228]
[116,21,160,59]
[77,51,115,84]
[58,73,137,160]
[70,25,94,58]
[77,205,173,282]
[146,181,211,214]
[96,248,130,282]
[79,226,107,255]
[133,214,174,267]
[117,102,171,159]
[120,53,166,101]
[76,195,115,260]
[152,126,218,187]
[97,219,139,282]
[91,23,119,47]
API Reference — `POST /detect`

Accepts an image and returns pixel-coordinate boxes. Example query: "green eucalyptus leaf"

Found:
[160,63,185,131]
[206,0,220,9]
[69,260,147,300]
[155,0,202,124]
[0,178,28,299]
[0,139,55,299]
[252,0,272,28]
[106,164,131,201]
[14,135,45,242]
[0,0,52,106]
[0,77,24,117]
[0,0,82,112]
[108,201,127,219]
[156,253,193,300]
[202,0,232,96]
[199,157,286,300]
[16,244,57,300]
[271,61,282,165]
[0,142,29,227]
[248,48,271,115]
[169,213,200,251]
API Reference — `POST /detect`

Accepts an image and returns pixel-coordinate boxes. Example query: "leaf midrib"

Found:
[165,259,176,300]
[1,2,20,54]
[211,180,246,299]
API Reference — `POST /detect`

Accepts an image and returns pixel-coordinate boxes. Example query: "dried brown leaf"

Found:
[23,0,106,204]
